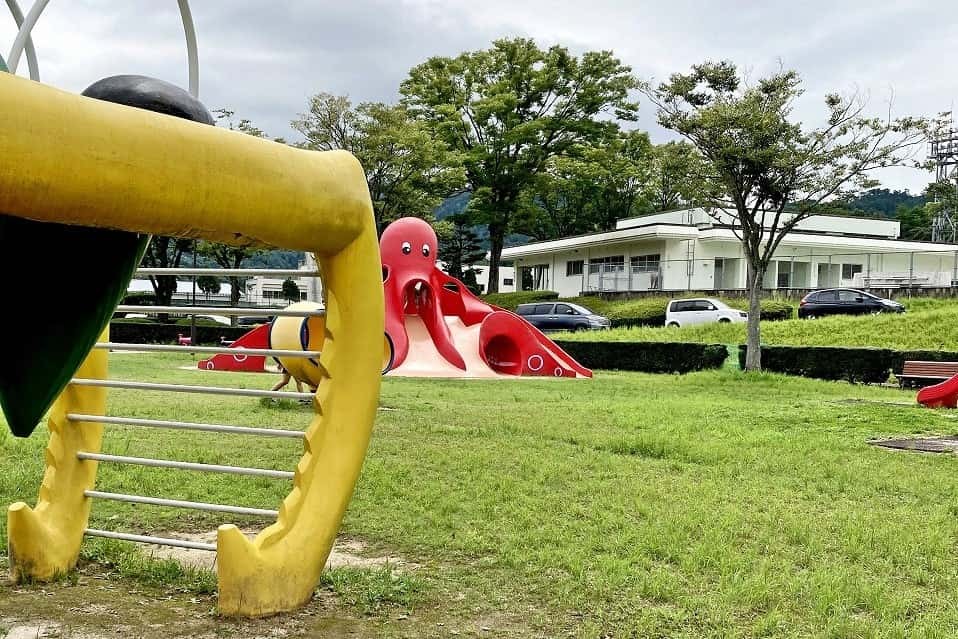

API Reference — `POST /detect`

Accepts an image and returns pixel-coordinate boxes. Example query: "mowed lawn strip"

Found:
[560,297,958,351]
[3,352,958,636]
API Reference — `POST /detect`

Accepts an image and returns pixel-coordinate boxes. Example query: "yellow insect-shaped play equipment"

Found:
[1,2,383,617]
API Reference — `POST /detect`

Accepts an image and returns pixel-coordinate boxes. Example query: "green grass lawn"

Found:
[560,297,958,351]
[4,352,958,636]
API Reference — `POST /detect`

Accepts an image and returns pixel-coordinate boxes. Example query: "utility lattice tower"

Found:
[929,115,958,243]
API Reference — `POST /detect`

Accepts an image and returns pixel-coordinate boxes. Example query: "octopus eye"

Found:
[422,244,431,257]
[401,241,412,255]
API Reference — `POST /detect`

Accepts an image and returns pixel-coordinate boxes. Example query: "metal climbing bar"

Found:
[93,342,321,358]
[84,528,216,552]
[69,378,315,401]
[114,305,324,316]
[76,452,295,479]
[135,268,320,277]
[85,490,278,517]
[68,414,304,439]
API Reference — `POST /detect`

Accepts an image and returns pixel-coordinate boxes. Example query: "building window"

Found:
[566,260,584,276]
[841,263,863,279]
[630,254,660,273]
[588,255,625,273]
[520,265,550,291]
[777,271,791,288]
[503,278,514,286]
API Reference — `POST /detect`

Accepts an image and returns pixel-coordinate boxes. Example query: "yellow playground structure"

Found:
[0,9,383,615]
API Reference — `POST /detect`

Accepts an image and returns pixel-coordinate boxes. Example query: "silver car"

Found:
[665,298,747,328]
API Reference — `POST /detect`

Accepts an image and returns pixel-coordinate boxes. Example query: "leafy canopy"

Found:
[644,60,929,370]
[401,37,638,291]
[292,95,464,229]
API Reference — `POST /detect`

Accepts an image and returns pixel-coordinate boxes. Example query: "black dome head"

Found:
[82,75,213,124]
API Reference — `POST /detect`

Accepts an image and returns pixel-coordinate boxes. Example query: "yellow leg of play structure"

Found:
[218,235,383,616]
[7,329,108,581]
[1,74,384,616]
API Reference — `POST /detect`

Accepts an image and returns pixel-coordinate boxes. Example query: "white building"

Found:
[501,208,958,297]
[436,261,515,294]
[127,278,236,304]
[129,255,320,307]
[245,253,320,305]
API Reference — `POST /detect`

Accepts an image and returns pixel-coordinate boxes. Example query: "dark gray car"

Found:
[515,302,611,332]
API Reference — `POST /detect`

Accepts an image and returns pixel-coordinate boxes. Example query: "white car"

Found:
[665,298,747,327]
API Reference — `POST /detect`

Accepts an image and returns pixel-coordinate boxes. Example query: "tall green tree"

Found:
[196,275,222,299]
[196,241,263,319]
[644,61,928,371]
[436,213,486,292]
[291,95,464,230]
[646,141,704,212]
[896,203,932,241]
[140,236,191,312]
[524,130,653,238]
[401,37,639,292]
[282,278,301,303]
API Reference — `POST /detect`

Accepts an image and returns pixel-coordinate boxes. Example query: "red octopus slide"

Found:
[197,323,270,372]
[917,375,958,408]
[381,217,591,379]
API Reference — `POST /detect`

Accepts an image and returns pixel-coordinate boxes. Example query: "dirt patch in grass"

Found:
[870,435,958,453]
[143,531,419,573]
[0,556,428,639]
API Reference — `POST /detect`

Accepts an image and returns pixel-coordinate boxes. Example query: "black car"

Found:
[798,288,905,319]
[515,302,611,331]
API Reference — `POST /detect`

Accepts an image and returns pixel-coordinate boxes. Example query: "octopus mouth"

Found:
[398,278,466,370]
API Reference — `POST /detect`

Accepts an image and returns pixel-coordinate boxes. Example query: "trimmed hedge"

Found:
[483,290,559,310]
[482,291,794,326]
[738,345,894,384]
[114,292,158,318]
[555,340,728,373]
[109,322,250,345]
[567,296,793,329]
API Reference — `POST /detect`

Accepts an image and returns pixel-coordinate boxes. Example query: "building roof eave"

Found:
[501,224,698,259]
[697,228,958,253]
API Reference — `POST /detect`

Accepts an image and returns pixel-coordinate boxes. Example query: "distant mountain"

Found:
[843,188,926,218]
[433,192,530,251]
[434,192,470,220]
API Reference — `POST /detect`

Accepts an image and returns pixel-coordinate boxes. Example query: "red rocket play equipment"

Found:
[381,217,591,378]
[917,375,958,408]
[197,323,270,372]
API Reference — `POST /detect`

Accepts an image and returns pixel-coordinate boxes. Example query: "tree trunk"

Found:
[744,261,763,372]
[229,276,242,326]
[486,226,504,294]
[150,275,176,323]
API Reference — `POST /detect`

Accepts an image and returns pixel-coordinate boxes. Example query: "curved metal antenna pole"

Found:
[7,0,47,76]
[4,0,40,79]
[177,0,198,97]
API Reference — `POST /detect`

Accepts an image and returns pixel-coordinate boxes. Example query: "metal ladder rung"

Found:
[84,528,216,551]
[95,342,321,358]
[77,452,294,479]
[70,378,315,401]
[85,490,278,517]
[135,268,321,278]
[68,414,305,439]
[114,305,325,317]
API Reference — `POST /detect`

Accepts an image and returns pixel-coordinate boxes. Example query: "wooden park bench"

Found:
[898,361,958,388]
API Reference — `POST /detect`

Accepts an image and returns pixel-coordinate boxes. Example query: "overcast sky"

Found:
[3,0,953,193]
